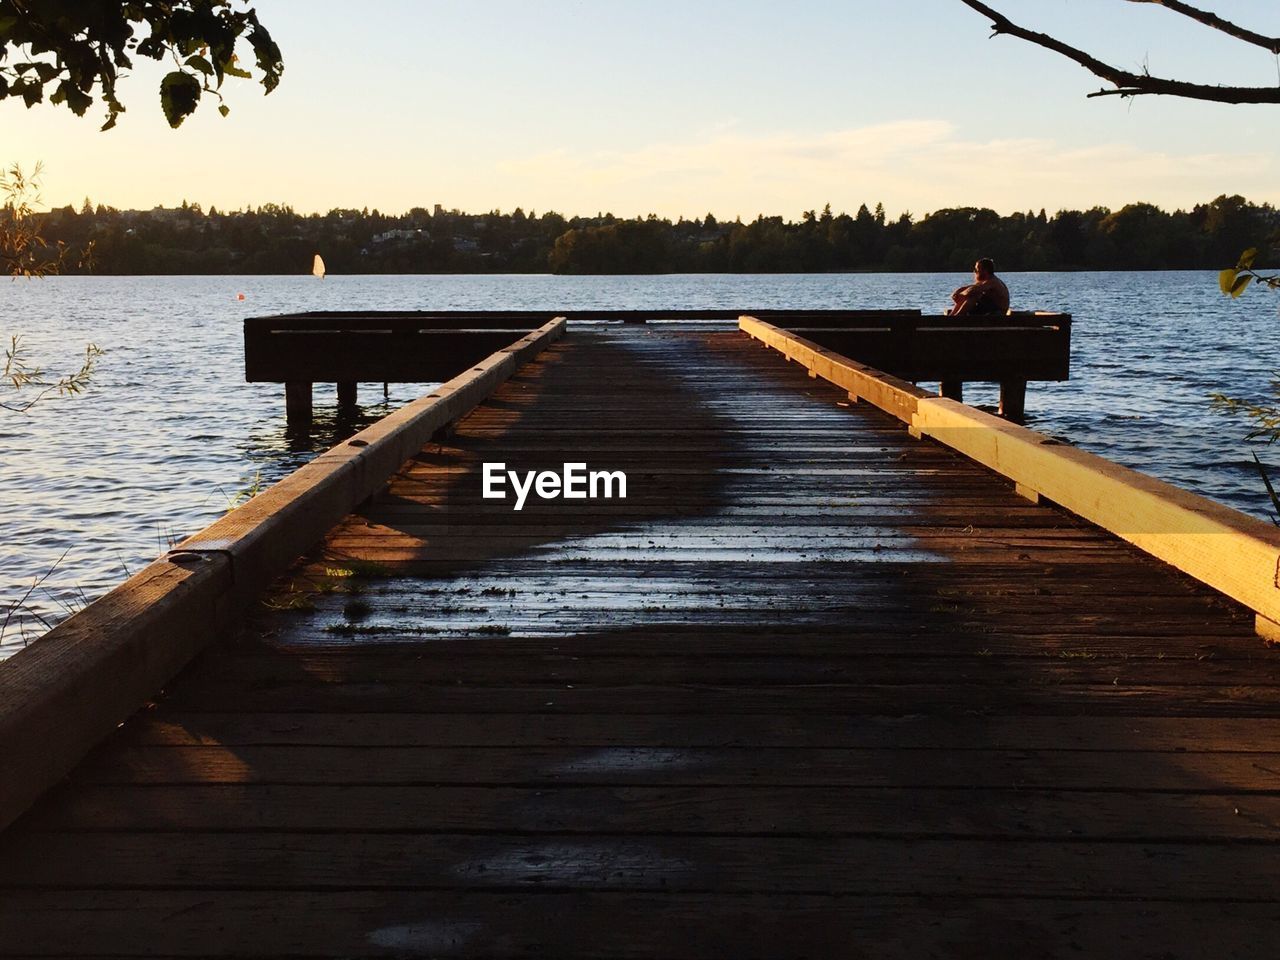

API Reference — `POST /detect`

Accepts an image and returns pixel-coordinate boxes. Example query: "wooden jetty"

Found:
[244,309,1070,424]
[4,313,1280,958]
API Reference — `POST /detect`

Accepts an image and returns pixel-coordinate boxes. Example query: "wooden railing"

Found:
[244,313,556,419]
[0,318,566,833]
[740,315,1280,639]
[778,311,1071,422]
[245,308,1069,423]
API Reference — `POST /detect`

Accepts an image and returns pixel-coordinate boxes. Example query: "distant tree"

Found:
[549,219,673,274]
[0,0,282,129]
[1099,203,1174,269]
[21,193,1280,276]
[957,1,1280,103]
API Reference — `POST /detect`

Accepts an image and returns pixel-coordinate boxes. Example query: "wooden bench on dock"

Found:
[246,308,1071,425]
[783,310,1071,422]
[244,312,556,422]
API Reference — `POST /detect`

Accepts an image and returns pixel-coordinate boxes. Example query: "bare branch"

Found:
[1125,0,1280,56]
[957,0,1280,103]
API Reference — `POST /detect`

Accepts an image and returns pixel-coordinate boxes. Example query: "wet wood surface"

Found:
[3,327,1280,958]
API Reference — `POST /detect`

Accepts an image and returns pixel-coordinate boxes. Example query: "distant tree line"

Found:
[29,194,1278,275]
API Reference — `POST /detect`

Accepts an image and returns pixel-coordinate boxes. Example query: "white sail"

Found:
[312,253,326,279]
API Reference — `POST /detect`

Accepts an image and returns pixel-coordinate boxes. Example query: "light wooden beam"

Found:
[0,318,566,833]
[740,315,1280,633]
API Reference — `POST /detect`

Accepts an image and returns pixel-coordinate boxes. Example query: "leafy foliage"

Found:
[0,161,93,276]
[1211,257,1280,522]
[1,162,102,412]
[1219,247,1280,299]
[0,1,282,129]
[1211,385,1280,525]
[1210,381,1280,444]
[1,336,103,413]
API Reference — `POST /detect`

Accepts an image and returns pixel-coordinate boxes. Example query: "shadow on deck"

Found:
[3,328,1280,958]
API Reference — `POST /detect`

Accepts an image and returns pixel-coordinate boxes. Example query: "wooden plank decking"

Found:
[4,327,1280,958]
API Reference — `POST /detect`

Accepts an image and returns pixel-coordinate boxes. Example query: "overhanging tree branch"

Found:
[1125,0,1280,56]
[0,1,282,129]
[957,0,1280,103]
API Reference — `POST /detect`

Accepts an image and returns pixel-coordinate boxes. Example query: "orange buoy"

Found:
[237,292,246,301]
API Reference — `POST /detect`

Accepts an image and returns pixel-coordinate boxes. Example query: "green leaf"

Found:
[222,57,252,80]
[51,79,91,116]
[185,55,214,77]
[1239,247,1259,270]
[65,85,92,116]
[1230,273,1254,298]
[1220,268,1240,295]
[159,71,201,128]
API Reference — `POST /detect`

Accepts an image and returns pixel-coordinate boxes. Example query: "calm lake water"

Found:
[2,272,1278,655]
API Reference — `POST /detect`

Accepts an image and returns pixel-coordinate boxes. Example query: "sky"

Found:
[3,0,1280,220]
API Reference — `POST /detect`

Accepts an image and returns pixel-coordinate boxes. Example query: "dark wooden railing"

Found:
[245,309,1070,423]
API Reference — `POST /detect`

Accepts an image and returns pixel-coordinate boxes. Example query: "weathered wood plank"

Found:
[64,745,1280,790]
[117,712,1280,752]
[22,784,1280,841]
[3,325,1275,959]
[2,891,1276,959]
[3,832,1279,900]
[183,652,1280,688]
[148,681,1280,717]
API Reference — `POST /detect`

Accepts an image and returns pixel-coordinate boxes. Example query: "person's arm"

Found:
[951,280,991,317]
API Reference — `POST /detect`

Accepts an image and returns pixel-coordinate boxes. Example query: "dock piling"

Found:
[1000,379,1027,423]
[284,381,312,425]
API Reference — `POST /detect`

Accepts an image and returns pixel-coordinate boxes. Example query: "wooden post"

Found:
[940,380,963,402]
[1000,380,1027,424]
[337,381,358,408]
[285,382,312,424]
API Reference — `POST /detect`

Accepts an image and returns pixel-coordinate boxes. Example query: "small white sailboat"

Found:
[312,253,326,279]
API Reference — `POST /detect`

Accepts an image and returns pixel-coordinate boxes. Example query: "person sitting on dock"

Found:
[948,258,1010,316]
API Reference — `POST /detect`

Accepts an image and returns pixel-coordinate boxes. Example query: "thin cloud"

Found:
[495,121,1276,218]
